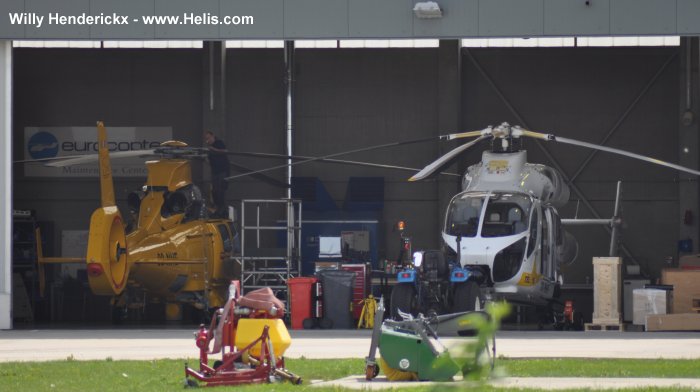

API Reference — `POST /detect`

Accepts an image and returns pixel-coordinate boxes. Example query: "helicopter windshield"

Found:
[445,193,485,237]
[446,192,532,238]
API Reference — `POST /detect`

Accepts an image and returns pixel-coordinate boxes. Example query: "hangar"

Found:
[2,1,700,330]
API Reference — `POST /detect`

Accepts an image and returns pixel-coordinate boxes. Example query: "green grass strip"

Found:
[0,358,698,391]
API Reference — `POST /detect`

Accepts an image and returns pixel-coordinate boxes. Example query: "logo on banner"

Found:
[27,131,59,159]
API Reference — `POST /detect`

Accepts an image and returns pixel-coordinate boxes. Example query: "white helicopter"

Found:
[384,122,700,319]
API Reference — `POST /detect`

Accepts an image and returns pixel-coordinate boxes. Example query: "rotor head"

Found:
[488,123,523,153]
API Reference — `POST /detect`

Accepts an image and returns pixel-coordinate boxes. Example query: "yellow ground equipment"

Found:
[357,295,377,329]
[365,297,495,382]
[185,281,301,387]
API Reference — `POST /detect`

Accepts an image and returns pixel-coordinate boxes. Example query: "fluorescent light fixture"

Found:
[414,1,442,19]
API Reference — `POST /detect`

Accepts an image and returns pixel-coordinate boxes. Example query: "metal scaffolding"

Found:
[233,199,302,297]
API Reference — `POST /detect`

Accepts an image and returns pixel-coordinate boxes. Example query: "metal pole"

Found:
[285,41,294,198]
[0,41,12,329]
[298,201,302,276]
[287,199,293,280]
[609,181,623,257]
[241,200,246,292]
[208,43,214,111]
[464,48,641,267]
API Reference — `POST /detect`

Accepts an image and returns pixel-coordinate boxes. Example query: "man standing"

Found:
[204,131,230,217]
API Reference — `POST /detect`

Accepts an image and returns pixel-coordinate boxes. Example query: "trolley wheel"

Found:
[365,363,380,380]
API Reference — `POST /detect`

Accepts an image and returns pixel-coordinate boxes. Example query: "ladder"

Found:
[233,199,302,299]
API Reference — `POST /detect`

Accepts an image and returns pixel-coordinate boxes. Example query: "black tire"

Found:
[302,317,317,329]
[572,311,584,331]
[452,280,483,313]
[319,317,333,329]
[390,283,417,320]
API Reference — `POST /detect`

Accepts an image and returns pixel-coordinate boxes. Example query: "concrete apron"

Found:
[311,376,700,390]
[2,330,700,362]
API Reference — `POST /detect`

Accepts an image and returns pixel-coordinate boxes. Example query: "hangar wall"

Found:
[12,45,685,291]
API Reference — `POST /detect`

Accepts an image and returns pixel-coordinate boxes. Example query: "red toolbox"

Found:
[341,263,368,321]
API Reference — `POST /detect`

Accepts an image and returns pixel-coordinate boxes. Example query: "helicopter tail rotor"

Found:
[86,207,130,295]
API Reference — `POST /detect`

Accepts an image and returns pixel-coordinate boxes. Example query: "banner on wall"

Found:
[24,126,173,177]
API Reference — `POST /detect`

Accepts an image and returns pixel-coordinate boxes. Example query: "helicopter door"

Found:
[541,208,556,281]
[217,223,233,253]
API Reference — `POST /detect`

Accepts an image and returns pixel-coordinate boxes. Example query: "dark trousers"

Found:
[211,171,229,216]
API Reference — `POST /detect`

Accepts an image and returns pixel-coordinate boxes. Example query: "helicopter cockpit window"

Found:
[445,195,485,237]
[481,193,532,238]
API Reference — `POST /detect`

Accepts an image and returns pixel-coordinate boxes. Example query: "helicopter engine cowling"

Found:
[85,206,130,296]
[161,184,206,221]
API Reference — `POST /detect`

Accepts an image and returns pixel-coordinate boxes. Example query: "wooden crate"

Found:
[661,269,700,314]
[592,257,622,324]
[646,313,700,331]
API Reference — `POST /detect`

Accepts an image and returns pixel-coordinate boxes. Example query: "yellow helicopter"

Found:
[34,122,241,320]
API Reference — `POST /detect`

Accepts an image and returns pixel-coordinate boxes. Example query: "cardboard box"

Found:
[679,254,700,269]
[661,269,700,313]
[632,288,671,326]
[646,313,700,332]
[592,257,622,324]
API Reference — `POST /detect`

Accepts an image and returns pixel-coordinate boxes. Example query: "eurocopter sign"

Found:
[24,126,172,177]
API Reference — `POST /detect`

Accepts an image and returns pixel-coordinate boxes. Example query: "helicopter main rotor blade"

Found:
[38,150,157,167]
[14,154,93,164]
[225,136,434,181]
[409,135,491,182]
[441,130,485,141]
[222,151,461,177]
[522,130,700,177]
[228,161,290,188]
[224,128,489,181]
